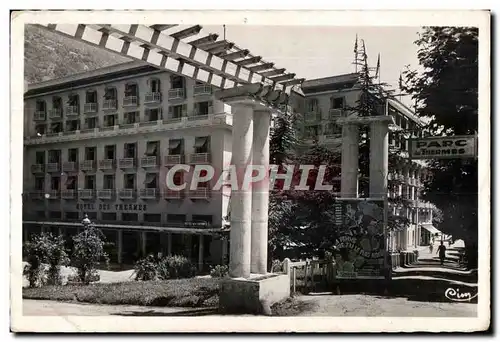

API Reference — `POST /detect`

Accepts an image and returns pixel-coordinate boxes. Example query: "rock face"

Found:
[24,24,130,84]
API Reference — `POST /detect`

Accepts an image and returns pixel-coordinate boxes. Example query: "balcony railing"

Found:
[193,85,212,96]
[168,88,185,100]
[118,189,135,199]
[188,114,209,121]
[304,112,321,122]
[189,153,210,164]
[163,116,183,124]
[46,162,60,173]
[139,188,159,199]
[47,190,60,199]
[140,156,159,168]
[62,161,78,172]
[49,108,63,119]
[164,154,184,165]
[61,189,76,199]
[164,189,184,199]
[139,120,161,127]
[80,160,96,172]
[103,99,117,110]
[78,189,94,199]
[144,92,162,103]
[329,108,344,118]
[34,111,46,121]
[99,159,115,170]
[65,106,79,116]
[97,189,114,200]
[123,96,138,107]
[84,103,98,114]
[31,164,45,173]
[118,158,136,169]
[188,188,210,199]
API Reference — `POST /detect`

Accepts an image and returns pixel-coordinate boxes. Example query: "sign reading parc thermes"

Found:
[409,135,477,160]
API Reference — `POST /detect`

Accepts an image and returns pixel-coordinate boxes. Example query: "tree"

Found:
[402,27,478,268]
[72,225,109,284]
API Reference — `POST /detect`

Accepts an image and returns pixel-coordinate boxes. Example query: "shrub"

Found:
[134,254,164,281]
[72,225,109,284]
[209,264,229,278]
[134,254,195,281]
[271,260,284,273]
[162,255,196,279]
[46,234,70,285]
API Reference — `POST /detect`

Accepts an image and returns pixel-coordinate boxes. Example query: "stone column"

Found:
[369,121,389,198]
[251,109,271,274]
[341,123,359,198]
[229,104,254,278]
[198,235,204,272]
[117,229,123,264]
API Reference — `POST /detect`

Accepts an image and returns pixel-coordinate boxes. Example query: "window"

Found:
[194,101,212,115]
[400,117,407,130]
[145,141,159,157]
[167,214,186,223]
[53,96,62,109]
[395,114,401,126]
[170,75,184,89]
[144,214,161,223]
[122,213,138,222]
[144,173,158,189]
[124,143,136,158]
[65,212,79,220]
[145,108,161,121]
[35,124,46,135]
[168,139,183,155]
[36,100,46,112]
[104,114,117,127]
[104,87,117,100]
[331,97,345,109]
[48,150,61,163]
[103,175,115,189]
[169,104,186,118]
[49,211,61,219]
[65,176,77,190]
[104,145,115,159]
[124,174,135,189]
[124,111,139,124]
[68,148,78,162]
[150,79,161,92]
[85,117,97,129]
[125,83,138,97]
[85,147,96,161]
[192,215,213,225]
[86,90,97,103]
[34,177,44,190]
[67,94,79,106]
[35,151,45,164]
[66,120,79,131]
[85,175,95,189]
[307,98,318,112]
[102,212,117,221]
[324,123,341,135]
[194,137,209,154]
[50,122,62,133]
[305,125,321,138]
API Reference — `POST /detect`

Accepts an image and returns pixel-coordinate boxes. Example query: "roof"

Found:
[301,73,360,89]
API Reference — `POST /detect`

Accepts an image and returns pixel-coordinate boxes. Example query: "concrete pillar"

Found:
[251,109,271,274]
[167,233,172,256]
[229,104,253,278]
[369,121,389,198]
[117,229,123,264]
[341,123,359,197]
[198,235,204,272]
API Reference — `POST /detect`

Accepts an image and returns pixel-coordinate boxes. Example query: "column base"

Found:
[219,273,290,315]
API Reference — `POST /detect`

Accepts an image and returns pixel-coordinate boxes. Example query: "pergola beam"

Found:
[170,25,202,40]
[248,63,275,72]
[279,78,305,87]
[260,68,286,77]
[234,56,262,66]
[270,73,296,82]
[150,24,178,31]
[220,49,250,61]
[190,34,219,47]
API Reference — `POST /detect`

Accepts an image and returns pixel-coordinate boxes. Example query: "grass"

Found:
[23,278,220,308]
[271,296,317,316]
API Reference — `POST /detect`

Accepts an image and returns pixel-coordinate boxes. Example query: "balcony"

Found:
[99,159,115,170]
[61,189,76,199]
[164,189,185,200]
[46,162,60,173]
[140,156,159,168]
[47,190,60,199]
[168,88,185,100]
[118,158,136,169]
[34,111,46,121]
[164,154,184,165]
[62,161,78,172]
[118,189,135,199]
[97,189,114,200]
[188,114,209,121]
[78,189,94,200]
[193,84,212,96]
[139,120,161,128]
[144,92,162,104]
[48,108,63,119]
[123,96,138,107]
[31,164,45,173]
[84,103,98,114]
[80,160,96,172]
[188,188,210,200]
[329,108,344,119]
[65,106,79,117]
[189,153,210,164]
[103,99,117,110]
[304,112,321,122]
[139,188,159,199]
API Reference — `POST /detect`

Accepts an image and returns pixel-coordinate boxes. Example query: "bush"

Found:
[134,254,196,281]
[72,225,109,284]
[209,264,229,278]
[271,260,284,273]
[162,255,196,279]
[134,254,164,281]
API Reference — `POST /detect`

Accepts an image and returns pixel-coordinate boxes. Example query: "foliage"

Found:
[134,254,196,281]
[72,225,109,284]
[45,234,71,285]
[134,254,164,281]
[23,278,220,308]
[402,27,478,268]
[163,255,197,279]
[209,264,229,278]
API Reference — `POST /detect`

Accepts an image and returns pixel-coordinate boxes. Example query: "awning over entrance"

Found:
[421,224,440,236]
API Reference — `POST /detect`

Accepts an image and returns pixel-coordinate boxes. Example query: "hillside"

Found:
[24,24,130,84]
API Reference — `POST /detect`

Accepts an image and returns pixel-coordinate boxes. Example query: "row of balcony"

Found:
[303,109,345,122]
[387,173,424,187]
[27,188,211,200]
[31,154,210,174]
[33,86,213,121]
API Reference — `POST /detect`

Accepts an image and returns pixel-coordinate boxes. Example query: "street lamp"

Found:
[82,214,91,229]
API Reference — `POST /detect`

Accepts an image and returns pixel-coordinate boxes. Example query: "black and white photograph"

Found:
[9,9,490,333]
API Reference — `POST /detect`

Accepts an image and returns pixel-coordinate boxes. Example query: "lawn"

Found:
[23,277,220,308]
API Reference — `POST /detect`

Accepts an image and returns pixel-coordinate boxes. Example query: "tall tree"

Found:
[402,27,478,268]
